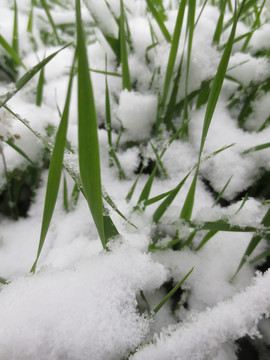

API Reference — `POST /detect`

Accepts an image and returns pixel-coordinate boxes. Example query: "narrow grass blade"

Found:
[195,230,218,251]
[120,0,131,91]
[195,0,209,27]
[212,0,227,45]
[1,150,18,220]
[145,0,171,42]
[135,167,157,210]
[188,220,270,233]
[153,172,191,223]
[40,0,60,45]
[180,1,245,221]
[0,35,26,70]
[235,193,248,214]
[249,249,270,265]
[70,183,80,208]
[36,67,45,106]
[182,0,196,138]
[161,0,187,111]
[0,43,71,108]
[63,173,69,212]
[30,58,74,273]
[242,142,270,154]
[212,175,232,207]
[5,139,35,165]
[150,142,167,178]
[232,206,270,280]
[89,68,121,77]
[0,276,8,285]
[27,0,34,33]
[150,267,194,317]
[12,0,19,54]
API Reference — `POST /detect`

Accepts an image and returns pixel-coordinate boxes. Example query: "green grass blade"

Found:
[249,249,270,265]
[36,67,45,107]
[12,0,19,54]
[232,206,270,280]
[0,34,26,70]
[150,142,167,178]
[63,173,69,212]
[161,0,187,111]
[188,220,269,233]
[212,0,227,45]
[180,1,245,221]
[27,0,34,33]
[135,167,157,210]
[195,0,209,27]
[212,175,232,207]
[0,276,8,285]
[145,0,171,42]
[89,68,121,77]
[5,139,35,165]
[153,172,191,223]
[0,43,71,108]
[76,0,117,248]
[242,142,270,154]
[195,230,218,251]
[70,183,80,208]
[40,0,60,45]
[30,57,74,273]
[235,193,248,214]
[120,0,131,91]
[150,267,194,317]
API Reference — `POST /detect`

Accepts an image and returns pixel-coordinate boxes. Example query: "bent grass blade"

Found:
[30,58,74,273]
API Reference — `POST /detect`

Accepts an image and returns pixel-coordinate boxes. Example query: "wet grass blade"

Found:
[12,0,19,53]
[76,0,119,248]
[120,0,131,91]
[180,1,245,221]
[36,67,45,106]
[232,206,270,280]
[30,57,74,273]
[161,0,186,111]
[195,230,218,251]
[0,43,71,108]
[150,267,194,317]
[5,139,35,166]
[242,142,270,154]
[212,175,232,207]
[0,35,26,70]
[145,0,171,42]
[40,0,60,45]
[153,172,191,223]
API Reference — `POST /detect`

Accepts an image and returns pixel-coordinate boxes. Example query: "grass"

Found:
[0,0,270,357]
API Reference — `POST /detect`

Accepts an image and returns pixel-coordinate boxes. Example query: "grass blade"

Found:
[212,0,227,45]
[30,57,74,273]
[195,230,218,251]
[120,0,131,91]
[161,0,187,112]
[76,0,119,248]
[180,1,245,221]
[212,175,232,207]
[145,0,171,42]
[63,173,69,212]
[40,0,60,45]
[242,142,270,154]
[0,34,26,70]
[12,0,19,54]
[232,206,270,280]
[0,43,71,108]
[5,139,35,166]
[36,67,45,107]
[188,220,270,233]
[150,267,194,317]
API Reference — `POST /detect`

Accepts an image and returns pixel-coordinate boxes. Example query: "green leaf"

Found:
[195,230,218,251]
[40,0,60,45]
[12,0,19,54]
[150,267,194,317]
[145,0,171,42]
[0,34,26,70]
[212,175,232,207]
[120,0,131,91]
[242,142,270,154]
[36,66,45,107]
[0,43,71,108]
[5,139,35,166]
[30,57,74,273]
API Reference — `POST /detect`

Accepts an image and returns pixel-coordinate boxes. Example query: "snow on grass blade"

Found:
[180,1,245,222]
[40,0,60,45]
[242,142,270,154]
[0,43,71,108]
[232,206,270,280]
[0,35,26,70]
[120,0,131,91]
[161,0,186,112]
[76,0,118,248]
[150,267,194,317]
[145,0,171,42]
[12,0,19,54]
[30,59,74,273]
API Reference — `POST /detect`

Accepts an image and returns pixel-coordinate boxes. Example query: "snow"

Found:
[0,0,269,359]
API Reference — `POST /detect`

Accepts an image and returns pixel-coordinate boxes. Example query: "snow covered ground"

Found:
[0,0,270,359]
